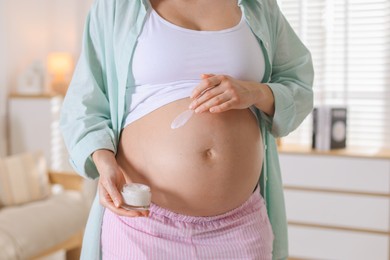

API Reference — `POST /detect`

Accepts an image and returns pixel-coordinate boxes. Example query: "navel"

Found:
[202,148,216,160]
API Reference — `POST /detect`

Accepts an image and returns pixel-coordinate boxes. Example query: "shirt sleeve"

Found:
[60,1,116,180]
[262,0,314,138]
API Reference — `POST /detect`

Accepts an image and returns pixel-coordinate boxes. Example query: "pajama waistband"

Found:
[148,185,263,224]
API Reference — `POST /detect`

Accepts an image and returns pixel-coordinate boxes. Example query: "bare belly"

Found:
[116,98,263,216]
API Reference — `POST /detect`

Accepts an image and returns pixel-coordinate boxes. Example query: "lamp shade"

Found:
[47,52,74,95]
[47,53,73,75]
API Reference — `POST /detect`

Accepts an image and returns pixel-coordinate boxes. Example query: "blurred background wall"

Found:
[0,0,7,156]
[0,0,94,157]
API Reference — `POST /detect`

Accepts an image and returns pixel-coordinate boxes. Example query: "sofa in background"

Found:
[0,152,96,260]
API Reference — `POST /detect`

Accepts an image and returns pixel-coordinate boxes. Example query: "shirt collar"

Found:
[141,0,150,11]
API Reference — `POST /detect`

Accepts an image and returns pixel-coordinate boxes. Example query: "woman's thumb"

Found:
[201,73,215,79]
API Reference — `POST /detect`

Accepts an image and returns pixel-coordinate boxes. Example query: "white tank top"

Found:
[123,9,265,127]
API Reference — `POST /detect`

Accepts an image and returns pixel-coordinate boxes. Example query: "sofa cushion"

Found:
[0,232,18,260]
[0,151,50,207]
[0,190,88,259]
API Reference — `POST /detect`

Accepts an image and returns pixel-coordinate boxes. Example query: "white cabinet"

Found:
[279,151,390,260]
[8,94,71,171]
[288,226,389,260]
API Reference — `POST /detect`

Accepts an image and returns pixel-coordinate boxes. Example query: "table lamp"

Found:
[47,52,73,96]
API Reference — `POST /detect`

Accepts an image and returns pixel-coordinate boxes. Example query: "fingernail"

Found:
[195,108,201,113]
[189,103,194,109]
[114,199,120,207]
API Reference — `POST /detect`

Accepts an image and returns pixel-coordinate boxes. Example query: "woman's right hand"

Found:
[92,149,149,217]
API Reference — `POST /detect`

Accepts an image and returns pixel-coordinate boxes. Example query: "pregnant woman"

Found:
[60,0,314,259]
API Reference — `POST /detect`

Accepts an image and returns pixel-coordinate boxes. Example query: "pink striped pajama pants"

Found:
[101,186,274,259]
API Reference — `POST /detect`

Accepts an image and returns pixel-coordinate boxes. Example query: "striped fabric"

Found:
[102,186,274,259]
[0,151,50,207]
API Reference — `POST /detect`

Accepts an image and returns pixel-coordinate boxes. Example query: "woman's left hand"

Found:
[189,74,275,116]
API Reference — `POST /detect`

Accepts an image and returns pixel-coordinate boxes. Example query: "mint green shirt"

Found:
[60,0,314,259]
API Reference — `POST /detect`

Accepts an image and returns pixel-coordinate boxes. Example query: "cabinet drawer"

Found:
[285,190,390,232]
[280,154,390,194]
[288,225,389,260]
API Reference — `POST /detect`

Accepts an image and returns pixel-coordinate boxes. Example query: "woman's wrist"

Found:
[252,83,275,116]
[92,149,117,172]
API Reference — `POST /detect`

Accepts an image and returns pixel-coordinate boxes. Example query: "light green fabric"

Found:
[60,0,314,259]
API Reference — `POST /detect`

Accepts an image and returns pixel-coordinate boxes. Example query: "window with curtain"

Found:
[277,0,390,149]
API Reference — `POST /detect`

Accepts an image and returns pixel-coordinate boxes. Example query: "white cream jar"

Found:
[121,183,151,211]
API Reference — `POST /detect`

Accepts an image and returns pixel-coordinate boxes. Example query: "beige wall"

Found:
[0,0,8,156]
[0,0,94,156]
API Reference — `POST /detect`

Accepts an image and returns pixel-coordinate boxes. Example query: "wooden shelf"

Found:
[48,171,83,191]
[9,92,62,99]
[278,143,390,160]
